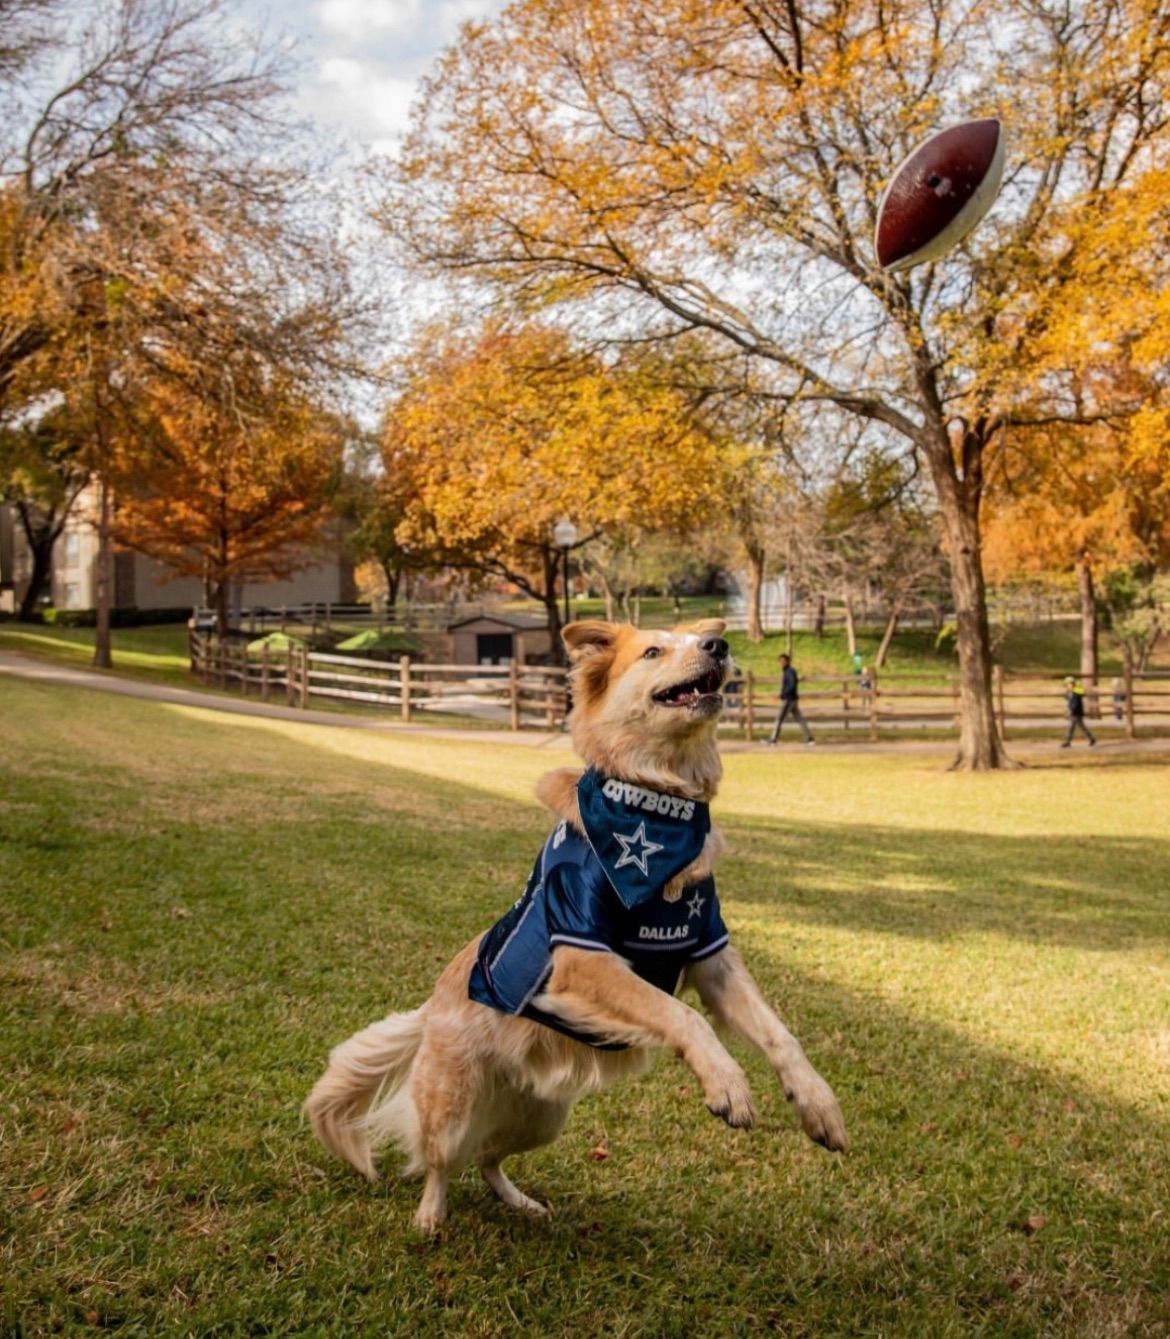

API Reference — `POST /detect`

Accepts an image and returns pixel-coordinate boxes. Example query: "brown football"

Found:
[874,119,1005,272]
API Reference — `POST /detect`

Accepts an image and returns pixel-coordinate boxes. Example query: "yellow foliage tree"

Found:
[385,322,732,655]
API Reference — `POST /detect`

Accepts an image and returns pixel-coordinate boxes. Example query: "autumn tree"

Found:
[816,452,948,667]
[985,153,1170,696]
[386,0,1170,768]
[384,322,730,659]
[335,429,432,622]
[115,355,345,638]
[0,0,296,408]
[1,1,365,662]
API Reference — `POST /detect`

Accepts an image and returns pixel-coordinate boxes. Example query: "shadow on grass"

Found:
[722,813,1170,953]
[287,952,1170,1337]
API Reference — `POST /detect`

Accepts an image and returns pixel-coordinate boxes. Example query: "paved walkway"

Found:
[3,649,1168,759]
[0,651,573,748]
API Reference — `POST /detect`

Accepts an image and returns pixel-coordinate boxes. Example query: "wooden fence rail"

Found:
[189,633,1170,739]
[720,666,1170,741]
[189,633,567,730]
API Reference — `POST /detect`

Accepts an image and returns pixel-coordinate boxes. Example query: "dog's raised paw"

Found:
[704,1070,756,1129]
[789,1074,849,1152]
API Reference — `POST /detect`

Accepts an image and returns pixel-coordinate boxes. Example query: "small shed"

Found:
[448,613,553,666]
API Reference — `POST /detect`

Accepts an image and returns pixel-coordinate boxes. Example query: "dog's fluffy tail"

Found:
[303,1009,426,1180]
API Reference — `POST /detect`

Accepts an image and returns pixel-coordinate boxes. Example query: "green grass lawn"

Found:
[2,678,1169,1336]
[0,622,194,690]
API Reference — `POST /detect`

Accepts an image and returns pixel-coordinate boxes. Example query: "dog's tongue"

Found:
[576,768,711,908]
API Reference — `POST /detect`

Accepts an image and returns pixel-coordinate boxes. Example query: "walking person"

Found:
[768,653,815,745]
[1061,675,1097,748]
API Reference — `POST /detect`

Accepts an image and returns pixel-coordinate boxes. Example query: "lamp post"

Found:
[553,519,578,630]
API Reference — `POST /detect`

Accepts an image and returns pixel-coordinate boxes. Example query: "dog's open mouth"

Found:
[652,668,724,709]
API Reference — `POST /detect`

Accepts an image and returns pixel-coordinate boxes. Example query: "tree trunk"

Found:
[542,544,566,664]
[875,603,901,669]
[784,581,794,657]
[932,471,1012,769]
[814,593,826,638]
[1076,555,1100,718]
[743,537,765,643]
[93,475,113,668]
[843,593,857,658]
[381,562,401,623]
[16,507,59,619]
[214,578,230,641]
[599,575,616,622]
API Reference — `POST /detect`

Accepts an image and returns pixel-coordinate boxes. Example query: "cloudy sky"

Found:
[253,0,505,156]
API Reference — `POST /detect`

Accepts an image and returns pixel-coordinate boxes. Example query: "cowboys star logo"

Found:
[613,822,665,877]
[686,889,706,919]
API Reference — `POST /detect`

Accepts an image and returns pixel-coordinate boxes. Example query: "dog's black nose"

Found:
[700,636,729,659]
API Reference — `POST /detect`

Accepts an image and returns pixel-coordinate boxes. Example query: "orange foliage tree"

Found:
[115,360,344,637]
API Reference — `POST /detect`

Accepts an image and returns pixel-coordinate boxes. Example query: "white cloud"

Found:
[313,0,423,41]
[311,57,418,141]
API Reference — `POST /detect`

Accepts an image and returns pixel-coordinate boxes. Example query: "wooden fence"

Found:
[189,634,1170,738]
[188,633,566,729]
[720,666,1170,741]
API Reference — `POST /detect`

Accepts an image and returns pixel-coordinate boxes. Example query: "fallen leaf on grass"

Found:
[1018,1214,1048,1235]
[167,907,191,920]
[589,1143,609,1162]
[1005,1133,1024,1148]
[27,1186,49,1203]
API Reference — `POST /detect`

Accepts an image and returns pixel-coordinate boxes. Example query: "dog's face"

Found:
[563,620,731,789]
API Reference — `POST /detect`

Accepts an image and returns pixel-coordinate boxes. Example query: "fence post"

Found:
[286,647,296,705]
[300,646,310,709]
[509,659,520,731]
[993,664,1005,742]
[842,678,850,730]
[868,667,879,742]
[744,669,755,742]
[399,655,411,722]
[1124,660,1135,739]
[951,675,960,729]
[217,638,226,688]
[261,645,270,702]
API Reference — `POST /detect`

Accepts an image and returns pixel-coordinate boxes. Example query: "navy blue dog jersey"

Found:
[468,770,729,1048]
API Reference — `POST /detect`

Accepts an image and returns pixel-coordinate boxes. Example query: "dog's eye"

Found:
[642,646,663,659]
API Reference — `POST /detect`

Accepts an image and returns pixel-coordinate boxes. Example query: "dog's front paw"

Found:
[704,1066,756,1130]
[787,1071,849,1152]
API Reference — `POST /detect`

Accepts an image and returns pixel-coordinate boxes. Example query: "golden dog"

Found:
[305,619,847,1232]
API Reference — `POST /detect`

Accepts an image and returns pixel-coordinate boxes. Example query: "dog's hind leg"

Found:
[414,1167,449,1234]
[479,1164,549,1217]
[477,1094,568,1219]
[409,1025,482,1233]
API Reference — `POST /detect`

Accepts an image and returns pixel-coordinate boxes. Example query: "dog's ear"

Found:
[678,617,727,637]
[563,621,618,707]
[562,621,616,662]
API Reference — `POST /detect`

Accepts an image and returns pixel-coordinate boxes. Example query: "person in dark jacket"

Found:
[1061,675,1097,748]
[768,653,815,745]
